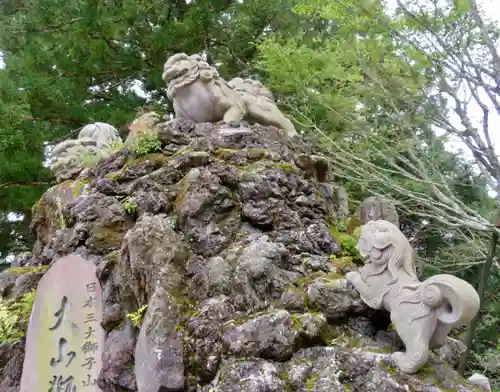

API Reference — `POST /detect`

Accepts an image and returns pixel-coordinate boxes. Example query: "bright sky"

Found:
[383,0,500,197]
[452,0,500,155]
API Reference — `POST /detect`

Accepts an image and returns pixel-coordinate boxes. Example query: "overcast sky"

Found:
[384,0,500,159]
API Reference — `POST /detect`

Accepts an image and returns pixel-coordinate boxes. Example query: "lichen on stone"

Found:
[4,266,48,275]
[6,119,484,392]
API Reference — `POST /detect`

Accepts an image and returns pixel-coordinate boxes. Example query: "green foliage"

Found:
[126,304,148,328]
[337,234,361,260]
[328,220,362,262]
[129,134,162,156]
[121,196,138,215]
[104,140,126,156]
[0,289,36,343]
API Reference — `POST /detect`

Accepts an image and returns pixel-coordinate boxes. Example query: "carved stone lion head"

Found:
[162,53,219,99]
[78,122,121,149]
[358,220,418,283]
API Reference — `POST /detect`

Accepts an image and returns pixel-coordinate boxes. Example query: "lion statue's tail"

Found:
[419,274,480,327]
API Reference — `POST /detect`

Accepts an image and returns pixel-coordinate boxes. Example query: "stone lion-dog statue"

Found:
[345,220,480,374]
[50,122,123,182]
[161,53,298,138]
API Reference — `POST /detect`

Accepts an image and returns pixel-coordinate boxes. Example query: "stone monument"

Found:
[19,254,104,392]
[345,220,480,374]
[162,52,298,138]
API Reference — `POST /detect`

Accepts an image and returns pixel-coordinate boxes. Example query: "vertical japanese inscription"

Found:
[48,296,77,392]
[19,254,104,392]
[81,282,98,388]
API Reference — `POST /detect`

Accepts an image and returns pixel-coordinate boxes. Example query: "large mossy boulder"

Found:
[0,120,487,392]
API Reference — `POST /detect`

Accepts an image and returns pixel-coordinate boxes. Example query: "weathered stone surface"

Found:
[201,360,285,392]
[69,192,133,254]
[20,254,104,392]
[120,213,189,304]
[307,278,368,320]
[11,119,480,392]
[174,167,241,257]
[279,287,306,311]
[134,287,186,392]
[10,253,32,268]
[0,341,25,392]
[0,271,18,299]
[276,346,484,392]
[31,180,91,252]
[97,322,137,391]
[222,310,299,360]
[467,373,491,391]
[358,196,399,225]
[436,337,467,368]
[317,182,349,220]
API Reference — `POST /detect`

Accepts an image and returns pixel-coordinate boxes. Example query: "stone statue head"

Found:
[78,122,121,149]
[162,53,219,99]
[358,220,418,284]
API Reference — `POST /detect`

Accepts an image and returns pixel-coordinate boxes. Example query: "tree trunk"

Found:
[458,228,499,375]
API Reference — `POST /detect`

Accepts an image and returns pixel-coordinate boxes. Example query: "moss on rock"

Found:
[5,266,48,275]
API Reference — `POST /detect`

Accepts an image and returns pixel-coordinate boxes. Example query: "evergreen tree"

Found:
[0,0,314,260]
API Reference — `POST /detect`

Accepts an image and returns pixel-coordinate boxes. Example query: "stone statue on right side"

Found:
[345,220,480,374]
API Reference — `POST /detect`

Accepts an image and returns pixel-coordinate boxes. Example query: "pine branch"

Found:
[0,181,53,189]
[58,68,131,78]
[24,117,85,125]
[30,17,82,33]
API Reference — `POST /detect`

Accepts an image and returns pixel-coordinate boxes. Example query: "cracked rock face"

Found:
[3,120,485,392]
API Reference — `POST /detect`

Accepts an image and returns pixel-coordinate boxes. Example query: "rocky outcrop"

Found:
[0,341,25,392]
[0,120,487,391]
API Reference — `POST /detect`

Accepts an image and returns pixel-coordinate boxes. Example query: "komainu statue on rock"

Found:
[77,122,121,149]
[345,220,480,374]
[50,122,123,182]
[49,138,100,182]
[162,52,298,138]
